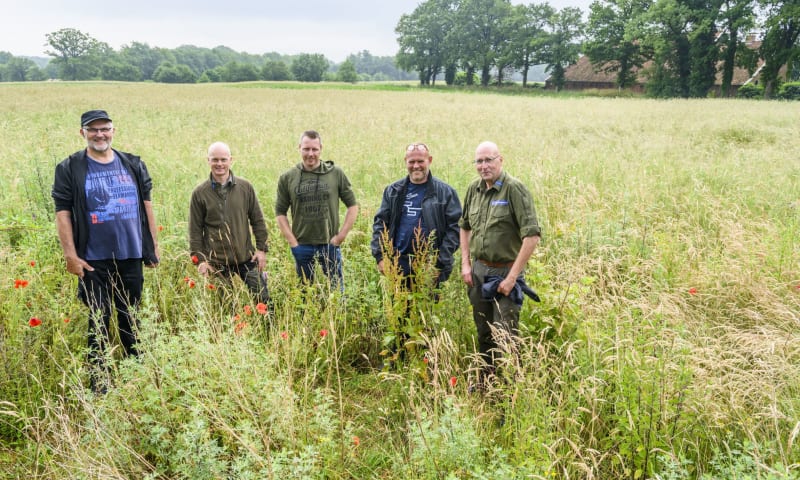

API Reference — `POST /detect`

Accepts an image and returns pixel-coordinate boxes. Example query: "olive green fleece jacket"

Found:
[275,160,358,245]
[189,172,268,266]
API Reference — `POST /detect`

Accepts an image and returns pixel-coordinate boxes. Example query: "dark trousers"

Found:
[215,261,270,304]
[467,260,521,376]
[78,259,143,379]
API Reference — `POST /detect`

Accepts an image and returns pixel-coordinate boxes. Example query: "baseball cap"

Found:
[81,110,112,127]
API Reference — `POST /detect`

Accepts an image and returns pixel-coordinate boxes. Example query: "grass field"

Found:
[1,81,799,479]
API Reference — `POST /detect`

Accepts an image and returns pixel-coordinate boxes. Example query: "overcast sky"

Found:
[3,0,591,62]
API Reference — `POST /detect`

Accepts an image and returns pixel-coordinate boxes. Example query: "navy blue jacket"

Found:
[52,149,159,266]
[371,173,461,281]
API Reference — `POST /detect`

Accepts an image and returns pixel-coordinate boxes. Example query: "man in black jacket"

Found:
[52,110,159,392]
[371,142,461,287]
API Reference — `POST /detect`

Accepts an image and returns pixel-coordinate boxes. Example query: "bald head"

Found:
[208,141,231,158]
[473,141,503,186]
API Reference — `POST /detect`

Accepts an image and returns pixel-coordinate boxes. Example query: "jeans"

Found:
[78,258,143,387]
[291,244,343,288]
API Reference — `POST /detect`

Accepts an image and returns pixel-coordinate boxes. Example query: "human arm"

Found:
[330,204,358,246]
[435,186,462,281]
[55,210,94,278]
[276,215,299,248]
[248,187,268,271]
[459,228,473,287]
[144,200,159,267]
[497,235,539,296]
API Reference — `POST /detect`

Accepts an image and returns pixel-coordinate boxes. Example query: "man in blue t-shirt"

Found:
[52,110,160,393]
[371,142,462,365]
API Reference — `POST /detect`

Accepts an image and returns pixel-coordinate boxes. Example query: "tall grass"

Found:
[1,82,798,478]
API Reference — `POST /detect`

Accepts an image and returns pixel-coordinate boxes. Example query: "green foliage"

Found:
[44,28,102,80]
[736,83,764,98]
[777,81,800,100]
[290,53,329,82]
[337,59,358,83]
[261,59,292,81]
[153,62,197,83]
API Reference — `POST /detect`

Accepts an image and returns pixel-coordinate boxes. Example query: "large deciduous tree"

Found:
[717,0,755,96]
[584,0,652,89]
[455,0,513,86]
[759,0,800,97]
[395,0,456,85]
[505,3,554,87]
[542,7,585,91]
[45,28,101,80]
[290,54,329,82]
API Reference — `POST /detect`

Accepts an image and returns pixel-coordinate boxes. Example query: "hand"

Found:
[198,262,214,276]
[377,259,384,275]
[252,250,266,271]
[461,264,473,287]
[146,245,161,268]
[329,233,342,246]
[498,277,515,296]
[66,256,93,278]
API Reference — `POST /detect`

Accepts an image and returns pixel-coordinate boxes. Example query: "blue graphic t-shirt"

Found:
[395,182,428,255]
[84,154,142,260]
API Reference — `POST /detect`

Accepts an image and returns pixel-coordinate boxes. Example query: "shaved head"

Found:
[208,141,231,157]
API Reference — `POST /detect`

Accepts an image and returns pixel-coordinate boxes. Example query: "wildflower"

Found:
[191,255,199,264]
[256,302,268,315]
[423,357,429,364]
[14,279,29,289]
[207,284,216,290]
[63,317,71,324]
[243,305,253,316]
[795,284,800,291]
[233,314,241,321]
[29,261,36,267]
[158,225,164,232]
[688,287,698,295]
[449,376,457,388]
[29,317,42,327]
[235,321,248,334]
[320,329,328,338]
[280,331,288,340]
[352,436,360,447]
[183,276,190,283]
[188,280,196,288]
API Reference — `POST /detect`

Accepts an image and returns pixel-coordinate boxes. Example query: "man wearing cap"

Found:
[52,110,159,393]
[189,141,270,305]
[459,141,541,389]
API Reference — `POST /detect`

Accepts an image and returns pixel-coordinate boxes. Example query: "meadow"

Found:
[0,81,799,479]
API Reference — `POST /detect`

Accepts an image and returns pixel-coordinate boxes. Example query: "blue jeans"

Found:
[291,244,343,288]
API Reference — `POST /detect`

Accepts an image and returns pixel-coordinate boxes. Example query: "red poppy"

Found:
[63,317,71,324]
[29,261,36,267]
[280,331,288,340]
[158,225,164,232]
[233,314,241,321]
[14,279,29,289]
[449,376,457,388]
[191,255,199,264]
[688,287,698,295]
[188,280,196,288]
[256,302,268,315]
[352,436,360,447]
[235,321,248,334]
[423,357,429,364]
[207,284,216,290]
[29,317,42,327]
[320,329,328,338]
[243,305,253,316]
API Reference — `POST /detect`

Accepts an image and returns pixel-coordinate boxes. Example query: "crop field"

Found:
[1,82,799,479]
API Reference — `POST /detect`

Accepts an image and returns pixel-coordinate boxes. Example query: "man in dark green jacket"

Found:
[189,142,269,305]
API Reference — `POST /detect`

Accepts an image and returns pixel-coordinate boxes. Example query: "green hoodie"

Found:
[275,160,358,245]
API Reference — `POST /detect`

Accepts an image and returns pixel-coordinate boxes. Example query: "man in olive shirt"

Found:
[459,141,541,387]
[189,141,269,304]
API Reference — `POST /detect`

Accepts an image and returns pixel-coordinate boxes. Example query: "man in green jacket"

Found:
[460,141,541,389]
[275,130,358,289]
[189,142,269,304]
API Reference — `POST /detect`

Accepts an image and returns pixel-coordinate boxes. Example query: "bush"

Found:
[736,83,763,99]
[777,81,800,100]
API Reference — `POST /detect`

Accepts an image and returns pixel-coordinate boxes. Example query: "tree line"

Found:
[396,0,799,98]
[0,28,416,84]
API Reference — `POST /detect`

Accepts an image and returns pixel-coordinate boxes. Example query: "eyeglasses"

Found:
[406,143,429,153]
[474,155,499,165]
[83,127,113,134]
